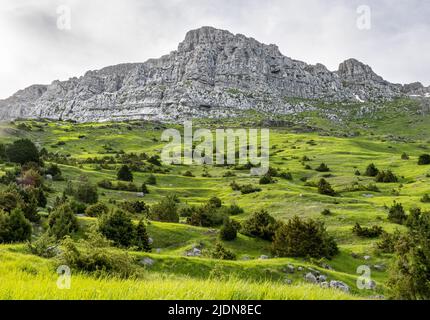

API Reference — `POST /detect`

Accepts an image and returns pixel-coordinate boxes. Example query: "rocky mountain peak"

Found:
[0,26,427,123]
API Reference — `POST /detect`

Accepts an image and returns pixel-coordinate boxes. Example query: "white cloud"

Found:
[0,0,429,99]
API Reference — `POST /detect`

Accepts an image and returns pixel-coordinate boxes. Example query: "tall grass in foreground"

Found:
[0,247,354,300]
[0,270,354,300]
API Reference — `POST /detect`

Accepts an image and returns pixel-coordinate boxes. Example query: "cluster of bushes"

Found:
[230,181,261,194]
[386,208,430,299]
[150,195,179,223]
[98,210,151,252]
[375,170,398,183]
[271,216,338,259]
[97,179,141,193]
[0,209,32,243]
[0,184,44,222]
[418,154,430,165]
[65,176,98,204]
[317,179,336,196]
[352,223,383,238]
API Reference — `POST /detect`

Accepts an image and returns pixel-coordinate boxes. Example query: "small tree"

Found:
[75,176,98,204]
[365,163,379,177]
[271,216,338,259]
[388,202,407,225]
[401,152,409,160]
[219,219,237,241]
[316,163,330,172]
[418,154,430,165]
[48,204,79,240]
[241,210,278,241]
[420,194,430,203]
[211,242,236,260]
[318,179,336,196]
[208,196,222,208]
[6,139,40,165]
[0,209,32,243]
[85,203,109,217]
[375,170,398,183]
[141,183,149,194]
[150,196,179,223]
[146,174,157,185]
[134,220,151,252]
[98,210,135,248]
[117,165,133,182]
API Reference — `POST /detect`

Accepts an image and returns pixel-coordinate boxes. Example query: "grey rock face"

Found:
[1,26,428,123]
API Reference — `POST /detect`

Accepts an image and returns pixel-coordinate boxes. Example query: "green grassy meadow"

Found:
[1,103,430,300]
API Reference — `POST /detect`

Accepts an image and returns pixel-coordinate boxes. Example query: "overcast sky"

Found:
[1,0,429,99]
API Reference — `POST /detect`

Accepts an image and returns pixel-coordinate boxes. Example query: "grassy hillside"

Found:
[1,102,430,300]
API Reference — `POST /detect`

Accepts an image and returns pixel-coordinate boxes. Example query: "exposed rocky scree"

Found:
[0,26,428,123]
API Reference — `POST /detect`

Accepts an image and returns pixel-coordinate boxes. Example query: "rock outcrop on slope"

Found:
[0,26,428,122]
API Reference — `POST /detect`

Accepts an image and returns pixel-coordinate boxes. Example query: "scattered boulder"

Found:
[148,237,154,245]
[317,275,327,283]
[242,255,251,261]
[321,263,333,270]
[305,272,318,284]
[351,252,359,259]
[260,255,269,260]
[284,264,295,273]
[368,280,377,290]
[186,247,202,257]
[298,266,304,272]
[373,264,386,272]
[320,281,329,289]
[284,278,293,285]
[364,255,371,261]
[140,257,155,267]
[329,280,350,293]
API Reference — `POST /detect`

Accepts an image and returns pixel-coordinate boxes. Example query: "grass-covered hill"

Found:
[0,99,429,300]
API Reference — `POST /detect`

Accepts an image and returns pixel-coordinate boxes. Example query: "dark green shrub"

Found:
[120,200,148,215]
[5,139,40,165]
[352,223,383,238]
[318,179,336,196]
[279,171,293,180]
[183,171,194,177]
[420,194,430,203]
[259,174,275,185]
[117,165,133,182]
[208,197,222,208]
[316,163,330,172]
[98,210,135,248]
[365,163,379,177]
[28,232,58,258]
[388,210,430,299]
[321,209,332,216]
[85,203,109,217]
[146,174,157,185]
[0,209,32,243]
[187,204,225,227]
[48,204,79,240]
[224,204,244,216]
[241,210,278,241]
[75,177,98,204]
[134,220,151,252]
[418,154,430,165]
[60,234,135,278]
[219,219,237,241]
[401,152,409,160]
[271,216,338,259]
[375,170,398,183]
[240,184,262,195]
[388,202,407,224]
[150,196,179,223]
[141,183,149,194]
[211,242,236,260]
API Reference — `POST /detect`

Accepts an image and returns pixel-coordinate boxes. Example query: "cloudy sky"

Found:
[1,0,429,99]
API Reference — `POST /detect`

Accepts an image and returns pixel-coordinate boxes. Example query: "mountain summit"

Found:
[0,26,428,122]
